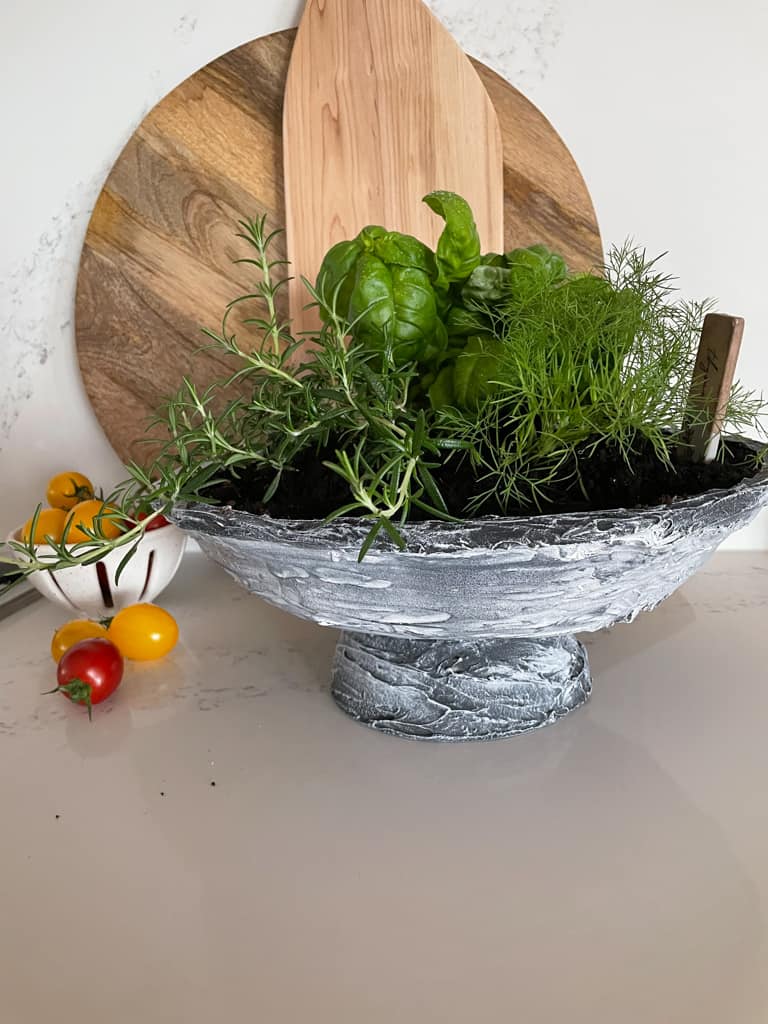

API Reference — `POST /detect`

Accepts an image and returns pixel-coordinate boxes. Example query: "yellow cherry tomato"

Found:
[50,619,109,662]
[63,499,123,543]
[21,507,67,545]
[46,472,94,511]
[108,604,179,661]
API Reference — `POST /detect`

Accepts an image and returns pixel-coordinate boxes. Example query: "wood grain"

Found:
[75,27,602,466]
[283,0,504,335]
[684,313,744,462]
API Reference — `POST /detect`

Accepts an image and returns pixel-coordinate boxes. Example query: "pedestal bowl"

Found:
[170,446,768,741]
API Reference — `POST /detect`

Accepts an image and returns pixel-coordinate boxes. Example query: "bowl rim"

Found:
[4,520,185,564]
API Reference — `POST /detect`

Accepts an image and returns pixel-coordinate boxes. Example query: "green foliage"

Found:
[2,198,766,583]
[422,190,481,287]
[435,243,766,510]
[143,223,764,541]
[143,217,458,558]
[315,191,489,375]
[316,220,441,367]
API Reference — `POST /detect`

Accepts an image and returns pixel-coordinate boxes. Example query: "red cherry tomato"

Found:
[137,511,171,531]
[50,638,124,719]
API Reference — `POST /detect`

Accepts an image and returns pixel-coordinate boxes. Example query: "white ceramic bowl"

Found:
[6,522,187,618]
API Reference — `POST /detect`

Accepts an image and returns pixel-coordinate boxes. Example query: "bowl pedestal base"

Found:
[331,631,591,741]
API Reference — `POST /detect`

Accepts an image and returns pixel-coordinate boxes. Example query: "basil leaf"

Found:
[423,191,481,287]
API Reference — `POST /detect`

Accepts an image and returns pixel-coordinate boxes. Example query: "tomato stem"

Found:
[43,678,94,721]
[66,479,94,503]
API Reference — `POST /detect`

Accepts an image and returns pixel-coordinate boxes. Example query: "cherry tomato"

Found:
[21,507,67,545]
[63,499,123,543]
[138,511,171,531]
[122,510,171,532]
[46,472,94,511]
[108,604,179,661]
[51,620,109,662]
[49,638,124,719]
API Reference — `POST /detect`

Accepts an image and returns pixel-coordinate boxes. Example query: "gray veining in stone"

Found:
[425,0,563,88]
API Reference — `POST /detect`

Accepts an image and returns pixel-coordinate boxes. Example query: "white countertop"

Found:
[1,550,767,1023]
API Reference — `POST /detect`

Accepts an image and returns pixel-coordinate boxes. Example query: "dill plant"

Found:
[434,244,766,511]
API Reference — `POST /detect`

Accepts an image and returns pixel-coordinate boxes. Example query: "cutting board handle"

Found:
[283,0,505,334]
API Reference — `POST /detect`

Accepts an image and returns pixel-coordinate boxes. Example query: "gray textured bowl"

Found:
[170,444,768,741]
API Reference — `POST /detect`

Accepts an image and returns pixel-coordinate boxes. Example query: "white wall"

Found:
[1,0,766,546]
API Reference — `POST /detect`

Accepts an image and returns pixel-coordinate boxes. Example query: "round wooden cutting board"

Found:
[75,27,602,466]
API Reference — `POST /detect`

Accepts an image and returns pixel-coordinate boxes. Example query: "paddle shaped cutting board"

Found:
[283,0,505,334]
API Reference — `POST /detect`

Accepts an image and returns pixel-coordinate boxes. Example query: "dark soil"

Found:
[206,436,762,521]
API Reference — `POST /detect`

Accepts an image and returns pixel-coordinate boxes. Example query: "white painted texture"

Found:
[1,0,766,546]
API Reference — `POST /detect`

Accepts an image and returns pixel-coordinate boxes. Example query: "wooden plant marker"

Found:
[282,0,505,335]
[683,313,744,462]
